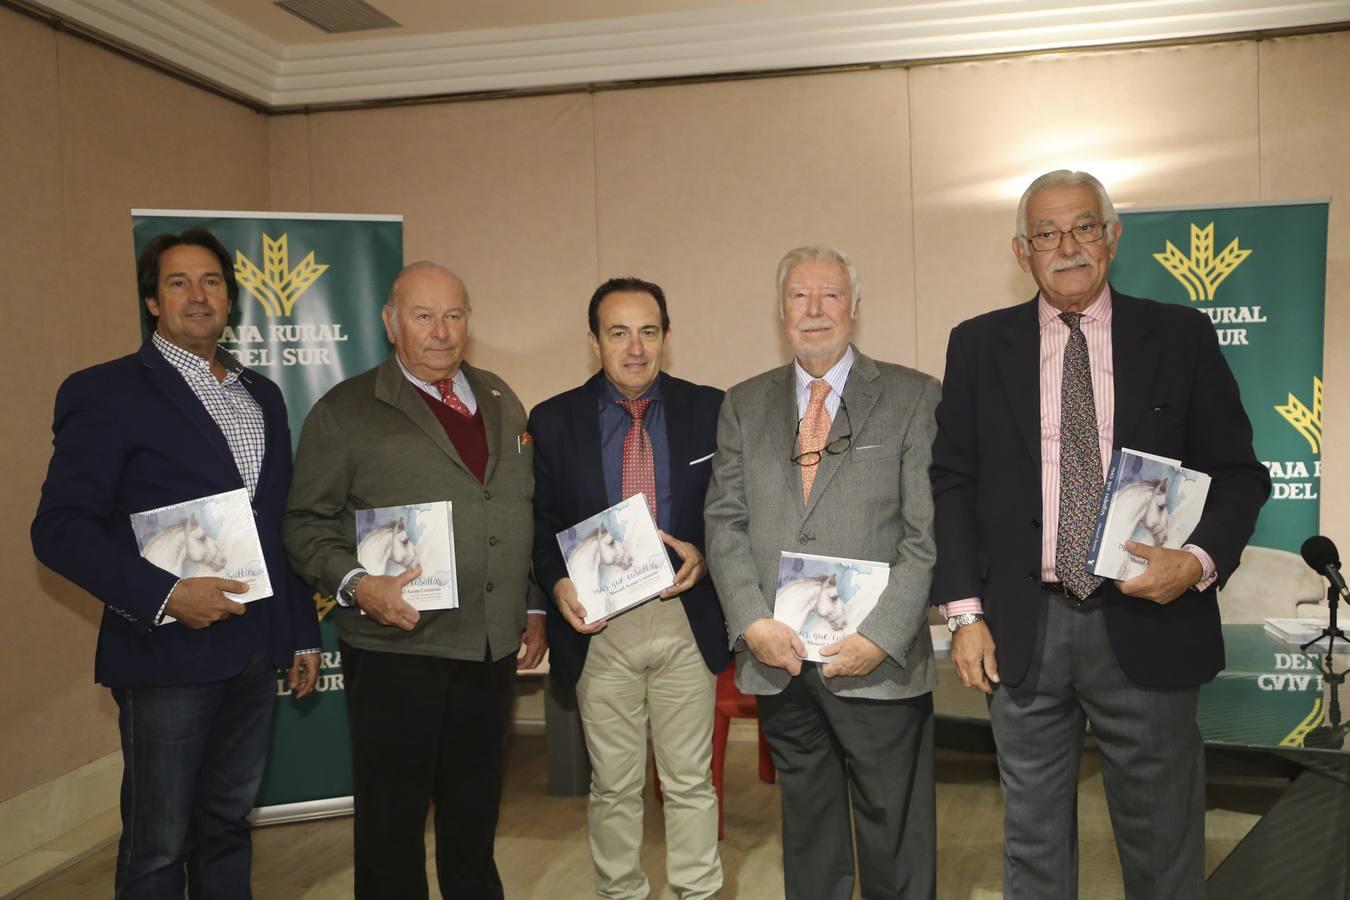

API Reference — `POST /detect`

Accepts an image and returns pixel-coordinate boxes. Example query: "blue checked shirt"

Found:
[153,333,265,498]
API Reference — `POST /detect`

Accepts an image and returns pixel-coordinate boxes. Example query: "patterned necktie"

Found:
[1055,312,1105,600]
[617,398,658,526]
[432,378,472,417]
[799,379,833,505]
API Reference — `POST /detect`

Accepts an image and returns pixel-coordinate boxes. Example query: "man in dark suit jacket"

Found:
[32,229,321,899]
[530,277,728,899]
[930,171,1271,899]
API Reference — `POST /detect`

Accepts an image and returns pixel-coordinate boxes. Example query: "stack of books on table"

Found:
[1263,615,1348,654]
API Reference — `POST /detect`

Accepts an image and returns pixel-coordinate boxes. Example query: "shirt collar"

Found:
[396,354,467,394]
[1037,284,1113,330]
[152,332,242,383]
[599,374,663,408]
[793,344,854,396]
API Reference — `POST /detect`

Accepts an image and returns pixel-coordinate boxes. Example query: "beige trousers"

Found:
[575,596,722,900]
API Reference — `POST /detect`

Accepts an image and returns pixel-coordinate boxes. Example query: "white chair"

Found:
[1216,545,1327,624]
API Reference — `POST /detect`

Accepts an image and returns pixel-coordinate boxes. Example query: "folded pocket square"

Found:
[689,452,714,465]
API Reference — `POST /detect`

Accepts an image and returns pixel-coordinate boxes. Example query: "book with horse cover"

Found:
[556,493,674,625]
[354,501,458,610]
[774,551,890,662]
[1085,448,1211,581]
[130,488,272,624]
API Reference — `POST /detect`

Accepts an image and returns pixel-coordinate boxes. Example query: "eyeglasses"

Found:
[1025,221,1108,253]
[791,397,852,467]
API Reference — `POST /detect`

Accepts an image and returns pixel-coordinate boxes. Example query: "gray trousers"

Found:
[758,668,936,900]
[989,592,1205,900]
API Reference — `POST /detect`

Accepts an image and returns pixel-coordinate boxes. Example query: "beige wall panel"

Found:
[594,70,915,390]
[3,27,269,802]
[0,9,109,805]
[269,114,312,210]
[57,33,269,370]
[911,42,1261,377]
[1259,32,1350,544]
[304,94,599,408]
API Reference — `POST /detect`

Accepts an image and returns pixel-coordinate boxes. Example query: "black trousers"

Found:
[758,670,936,900]
[341,642,517,900]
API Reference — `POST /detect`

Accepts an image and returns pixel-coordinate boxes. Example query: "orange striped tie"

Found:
[799,379,832,504]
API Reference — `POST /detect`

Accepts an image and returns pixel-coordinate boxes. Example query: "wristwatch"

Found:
[947,612,984,634]
[338,571,368,607]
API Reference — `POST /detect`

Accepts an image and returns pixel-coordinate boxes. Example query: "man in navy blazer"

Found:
[930,171,1270,898]
[530,277,728,899]
[32,228,321,899]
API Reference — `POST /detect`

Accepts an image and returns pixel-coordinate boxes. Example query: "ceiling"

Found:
[21,0,1350,110]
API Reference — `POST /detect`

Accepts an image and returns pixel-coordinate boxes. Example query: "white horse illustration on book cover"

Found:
[557,493,672,624]
[774,552,890,661]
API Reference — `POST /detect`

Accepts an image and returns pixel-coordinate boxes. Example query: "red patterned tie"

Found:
[617,398,658,526]
[432,378,472,417]
[800,379,833,504]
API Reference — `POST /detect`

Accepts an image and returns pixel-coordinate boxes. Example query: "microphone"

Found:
[1301,535,1350,598]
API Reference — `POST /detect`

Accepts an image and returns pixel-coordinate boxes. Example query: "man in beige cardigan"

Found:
[284,261,546,900]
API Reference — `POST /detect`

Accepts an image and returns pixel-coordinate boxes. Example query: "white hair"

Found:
[1015,170,1119,249]
[384,261,470,335]
[776,245,861,318]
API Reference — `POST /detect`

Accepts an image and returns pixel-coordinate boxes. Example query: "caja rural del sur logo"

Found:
[223,232,350,367]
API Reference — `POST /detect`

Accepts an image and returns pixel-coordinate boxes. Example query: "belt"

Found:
[1041,581,1100,602]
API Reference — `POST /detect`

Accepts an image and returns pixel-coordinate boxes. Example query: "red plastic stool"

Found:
[711,661,776,839]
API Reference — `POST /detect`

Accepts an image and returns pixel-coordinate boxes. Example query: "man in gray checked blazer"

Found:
[704,245,940,900]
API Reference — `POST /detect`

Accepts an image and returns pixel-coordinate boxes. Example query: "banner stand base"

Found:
[250,796,353,827]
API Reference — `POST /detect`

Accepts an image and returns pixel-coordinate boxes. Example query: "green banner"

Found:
[132,210,403,813]
[1112,202,1328,553]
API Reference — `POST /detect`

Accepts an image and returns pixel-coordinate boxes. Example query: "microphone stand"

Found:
[1300,582,1348,655]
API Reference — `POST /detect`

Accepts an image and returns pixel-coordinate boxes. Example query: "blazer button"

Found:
[798,534,811,545]
[1027,571,1039,581]
[488,536,498,546]
[485,582,495,592]
[483,489,492,500]
[1031,518,1041,529]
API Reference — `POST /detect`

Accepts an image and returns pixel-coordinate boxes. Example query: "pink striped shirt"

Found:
[940,286,1213,619]
[1036,287,1115,581]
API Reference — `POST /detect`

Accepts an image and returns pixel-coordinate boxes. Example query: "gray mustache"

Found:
[1050,254,1093,271]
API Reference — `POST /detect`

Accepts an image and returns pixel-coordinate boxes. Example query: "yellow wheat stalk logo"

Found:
[1275,376,1323,455]
[1282,696,1323,748]
[314,591,337,621]
[1152,222,1252,301]
[234,233,329,317]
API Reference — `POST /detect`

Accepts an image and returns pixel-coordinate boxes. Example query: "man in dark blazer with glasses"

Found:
[930,170,1270,899]
[705,245,941,900]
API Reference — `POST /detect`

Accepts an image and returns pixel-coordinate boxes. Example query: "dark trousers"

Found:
[341,642,517,900]
[111,650,277,900]
[989,592,1205,900]
[758,669,936,900]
